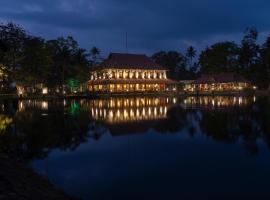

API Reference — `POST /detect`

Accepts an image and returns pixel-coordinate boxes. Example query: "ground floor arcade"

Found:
[88,80,177,93]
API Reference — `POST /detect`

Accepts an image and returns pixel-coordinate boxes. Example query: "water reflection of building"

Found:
[18,100,49,111]
[182,96,254,110]
[89,97,177,124]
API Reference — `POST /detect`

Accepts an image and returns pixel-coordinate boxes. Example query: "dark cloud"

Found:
[1,0,270,56]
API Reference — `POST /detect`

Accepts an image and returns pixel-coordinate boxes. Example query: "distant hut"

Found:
[189,73,254,92]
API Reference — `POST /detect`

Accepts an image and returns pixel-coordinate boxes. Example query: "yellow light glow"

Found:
[135,72,139,79]
[41,101,48,110]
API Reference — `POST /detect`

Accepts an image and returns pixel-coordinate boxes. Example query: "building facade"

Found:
[88,53,177,93]
[184,73,253,93]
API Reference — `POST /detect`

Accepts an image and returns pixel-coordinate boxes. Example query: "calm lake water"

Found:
[0,96,270,199]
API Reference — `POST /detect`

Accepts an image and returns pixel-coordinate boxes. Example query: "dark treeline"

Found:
[0,22,270,93]
[0,22,101,93]
[152,27,270,89]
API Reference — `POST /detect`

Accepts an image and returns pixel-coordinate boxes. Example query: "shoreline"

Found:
[0,90,269,100]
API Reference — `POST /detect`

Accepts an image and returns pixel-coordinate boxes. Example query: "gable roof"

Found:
[195,73,248,84]
[99,53,166,70]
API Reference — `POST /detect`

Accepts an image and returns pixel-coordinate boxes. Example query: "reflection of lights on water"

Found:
[63,100,67,106]
[92,106,169,123]
[148,107,151,115]
[136,99,140,107]
[19,101,23,110]
[89,97,173,123]
[183,96,252,108]
[41,101,48,110]
[253,96,256,103]
[124,109,128,119]
[99,109,102,117]
[103,109,107,118]
[160,107,163,115]
[239,97,243,105]
[109,110,113,117]
[130,109,134,118]
[142,108,146,116]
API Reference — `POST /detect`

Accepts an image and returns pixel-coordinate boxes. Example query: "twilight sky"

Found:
[0,0,270,56]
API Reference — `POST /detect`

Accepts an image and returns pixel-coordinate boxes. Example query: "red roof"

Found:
[99,53,166,70]
[195,73,248,84]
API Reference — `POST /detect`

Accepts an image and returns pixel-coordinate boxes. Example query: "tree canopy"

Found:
[0,22,100,93]
[0,22,270,92]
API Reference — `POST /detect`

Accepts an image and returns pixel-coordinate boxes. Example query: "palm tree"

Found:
[90,46,100,57]
[186,46,196,68]
[90,47,101,67]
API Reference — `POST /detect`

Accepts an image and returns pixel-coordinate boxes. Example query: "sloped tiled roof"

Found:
[195,73,248,84]
[99,53,166,70]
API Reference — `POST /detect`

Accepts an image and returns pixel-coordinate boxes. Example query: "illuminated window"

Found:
[119,71,123,78]
[153,71,157,79]
[141,72,145,79]
[123,71,127,79]
[135,71,139,79]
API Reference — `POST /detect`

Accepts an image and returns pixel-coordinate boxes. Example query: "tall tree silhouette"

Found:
[186,46,196,68]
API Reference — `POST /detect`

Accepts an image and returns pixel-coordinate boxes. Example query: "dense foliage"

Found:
[151,28,270,89]
[0,22,100,93]
[0,22,269,92]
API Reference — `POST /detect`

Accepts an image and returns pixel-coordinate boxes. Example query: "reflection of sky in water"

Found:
[1,96,270,199]
[32,131,270,200]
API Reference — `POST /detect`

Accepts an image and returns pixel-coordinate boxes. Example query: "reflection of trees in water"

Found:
[0,114,13,133]
[151,96,270,154]
[154,106,189,133]
[0,97,270,159]
[197,97,270,154]
[88,121,108,140]
[0,103,91,160]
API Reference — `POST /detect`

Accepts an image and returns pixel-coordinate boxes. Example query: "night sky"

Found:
[1,0,270,56]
